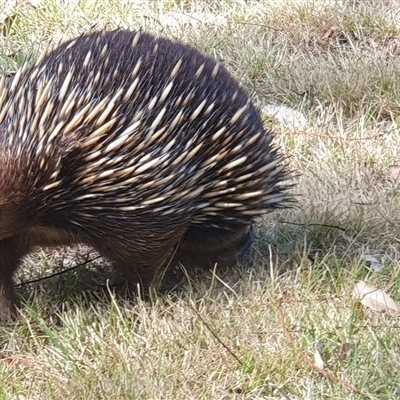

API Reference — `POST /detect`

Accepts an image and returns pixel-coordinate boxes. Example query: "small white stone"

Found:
[262,104,308,130]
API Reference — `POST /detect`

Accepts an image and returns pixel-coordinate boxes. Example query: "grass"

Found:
[1,0,400,398]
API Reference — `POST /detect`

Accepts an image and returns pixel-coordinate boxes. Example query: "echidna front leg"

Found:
[0,236,27,320]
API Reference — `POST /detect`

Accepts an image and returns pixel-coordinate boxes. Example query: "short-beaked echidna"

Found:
[0,29,293,318]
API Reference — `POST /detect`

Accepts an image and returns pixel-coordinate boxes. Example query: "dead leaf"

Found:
[360,254,383,272]
[27,0,43,6]
[339,342,354,360]
[318,25,341,44]
[314,348,324,369]
[0,352,33,366]
[352,281,400,315]
[383,37,400,58]
[388,165,400,180]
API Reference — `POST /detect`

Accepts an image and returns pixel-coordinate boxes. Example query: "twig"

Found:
[189,304,243,367]
[277,299,381,400]
[15,256,102,287]
[272,129,390,142]
[278,220,347,232]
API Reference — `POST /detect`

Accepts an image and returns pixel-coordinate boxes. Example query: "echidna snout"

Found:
[0,29,293,319]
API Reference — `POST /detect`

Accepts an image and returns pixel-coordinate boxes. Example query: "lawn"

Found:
[1,0,400,398]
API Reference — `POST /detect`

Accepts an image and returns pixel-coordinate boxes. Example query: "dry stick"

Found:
[272,129,390,142]
[15,256,102,287]
[189,304,243,367]
[277,300,381,400]
[278,220,347,232]
[17,239,182,289]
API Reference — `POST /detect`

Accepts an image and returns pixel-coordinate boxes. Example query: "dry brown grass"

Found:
[0,0,400,398]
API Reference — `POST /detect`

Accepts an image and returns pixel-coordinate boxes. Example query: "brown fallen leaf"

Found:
[318,25,341,44]
[352,281,400,315]
[388,165,400,180]
[383,36,400,58]
[339,342,354,360]
[0,352,33,366]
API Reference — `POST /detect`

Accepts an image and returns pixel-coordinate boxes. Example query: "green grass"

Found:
[1,0,400,398]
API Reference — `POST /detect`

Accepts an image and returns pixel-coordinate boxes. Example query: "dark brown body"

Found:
[0,29,291,318]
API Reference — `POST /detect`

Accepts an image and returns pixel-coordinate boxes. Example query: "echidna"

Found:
[0,29,293,318]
